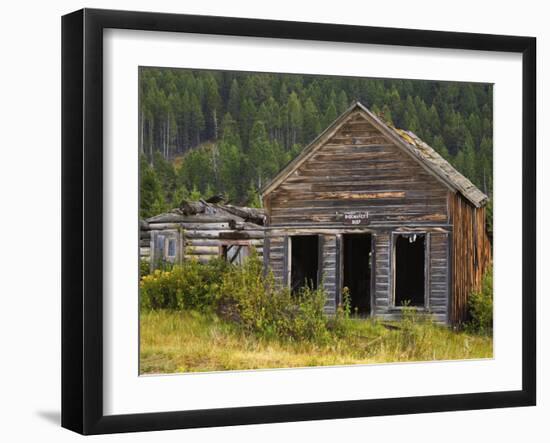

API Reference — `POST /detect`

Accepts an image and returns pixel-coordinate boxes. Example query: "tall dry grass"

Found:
[140,309,493,374]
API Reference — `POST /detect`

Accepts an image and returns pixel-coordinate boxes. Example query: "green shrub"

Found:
[140,259,151,278]
[393,305,434,358]
[328,286,353,338]
[140,257,229,311]
[217,251,332,343]
[141,250,355,344]
[467,268,493,335]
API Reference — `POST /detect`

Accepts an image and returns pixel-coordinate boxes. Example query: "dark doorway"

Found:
[342,234,372,315]
[290,235,319,294]
[394,234,425,307]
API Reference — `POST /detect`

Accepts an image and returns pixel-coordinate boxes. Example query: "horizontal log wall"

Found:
[143,222,264,266]
[268,112,449,226]
[449,192,492,325]
[140,229,151,262]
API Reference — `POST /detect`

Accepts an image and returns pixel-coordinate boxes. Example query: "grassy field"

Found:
[140,310,493,374]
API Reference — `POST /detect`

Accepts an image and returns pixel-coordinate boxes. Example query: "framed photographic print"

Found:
[61,8,536,435]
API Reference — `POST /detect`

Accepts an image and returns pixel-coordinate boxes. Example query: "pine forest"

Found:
[139,67,493,229]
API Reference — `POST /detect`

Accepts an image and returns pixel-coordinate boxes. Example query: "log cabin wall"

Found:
[140,222,151,262]
[449,192,492,325]
[141,220,264,267]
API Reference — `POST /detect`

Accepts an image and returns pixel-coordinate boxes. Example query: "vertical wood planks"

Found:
[449,192,492,325]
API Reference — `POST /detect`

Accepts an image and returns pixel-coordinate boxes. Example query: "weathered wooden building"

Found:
[141,200,265,268]
[261,102,491,325]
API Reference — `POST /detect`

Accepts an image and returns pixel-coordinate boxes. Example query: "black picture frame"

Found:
[61,8,536,435]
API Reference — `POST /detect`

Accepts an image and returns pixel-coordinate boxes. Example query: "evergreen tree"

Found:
[432,135,450,160]
[246,181,262,208]
[249,120,273,189]
[239,98,256,149]
[190,184,201,201]
[287,92,303,147]
[337,90,349,114]
[427,104,441,138]
[172,185,189,207]
[461,133,477,184]
[322,92,337,128]
[380,104,393,125]
[303,98,321,143]
[459,84,478,115]
[227,79,240,118]
[152,152,177,204]
[204,74,222,139]
[140,155,165,218]
[218,114,243,200]
[220,112,241,146]
[403,96,419,133]
[189,93,205,146]
[478,136,493,195]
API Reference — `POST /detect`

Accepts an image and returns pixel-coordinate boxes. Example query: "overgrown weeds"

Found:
[214,251,341,343]
[139,252,493,373]
[466,268,493,335]
[140,309,493,374]
[140,257,228,311]
[141,251,351,343]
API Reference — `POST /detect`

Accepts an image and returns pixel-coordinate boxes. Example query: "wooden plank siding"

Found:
[262,113,458,324]
[369,231,450,323]
[268,113,450,227]
[260,106,491,326]
[321,235,337,313]
[266,235,285,286]
[429,232,450,322]
[265,233,338,313]
[449,192,492,325]
[372,233,391,315]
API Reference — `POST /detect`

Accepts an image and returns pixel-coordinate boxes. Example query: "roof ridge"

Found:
[262,102,488,208]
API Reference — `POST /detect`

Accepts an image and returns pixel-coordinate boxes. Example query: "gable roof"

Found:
[261,102,488,208]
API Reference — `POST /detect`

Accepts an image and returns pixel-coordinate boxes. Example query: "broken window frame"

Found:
[150,230,182,268]
[219,240,251,266]
[286,234,323,293]
[391,231,430,310]
[167,238,177,259]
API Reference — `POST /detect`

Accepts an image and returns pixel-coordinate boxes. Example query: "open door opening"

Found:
[290,235,319,294]
[394,234,425,307]
[342,234,372,316]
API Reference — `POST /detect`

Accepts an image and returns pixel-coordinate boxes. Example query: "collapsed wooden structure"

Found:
[261,102,491,325]
[140,200,265,268]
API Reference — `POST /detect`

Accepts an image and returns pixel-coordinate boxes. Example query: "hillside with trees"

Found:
[139,68,493,228]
